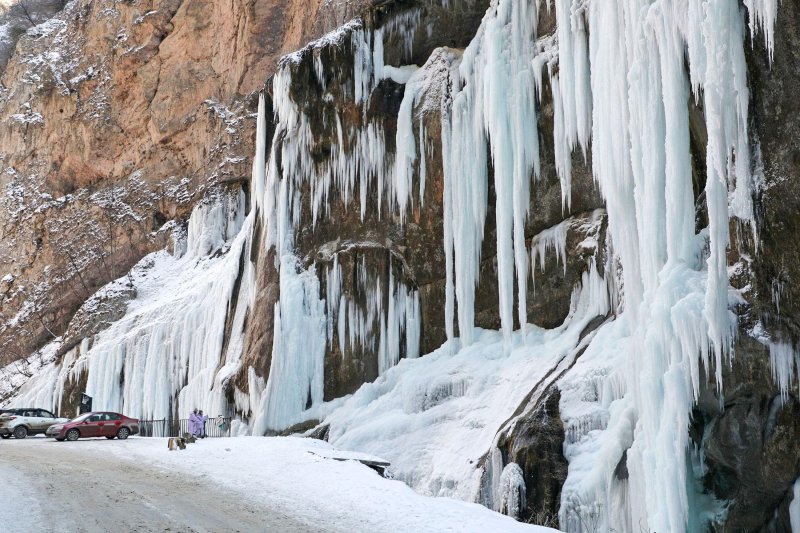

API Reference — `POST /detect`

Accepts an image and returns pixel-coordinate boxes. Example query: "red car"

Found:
[46,411,140,441]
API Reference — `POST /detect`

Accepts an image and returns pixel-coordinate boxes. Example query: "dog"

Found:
[167,437,187,451]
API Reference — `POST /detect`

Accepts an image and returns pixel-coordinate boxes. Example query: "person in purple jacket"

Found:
[188,408,199,437]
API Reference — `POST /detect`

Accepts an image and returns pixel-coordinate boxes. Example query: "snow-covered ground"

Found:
[106,436,554,532]
[0,435,555,532]
[315,262,610,507]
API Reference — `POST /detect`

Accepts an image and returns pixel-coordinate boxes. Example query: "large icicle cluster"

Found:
[251,16,429,429]
[323,253,421,375]
[442,0,541,348]
[582,0,769,529]
[10,189,253,423]
[416,0,776,528]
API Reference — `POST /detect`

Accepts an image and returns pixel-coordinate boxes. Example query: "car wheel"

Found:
[0,435,10,439]
[105,436,115,440]
[13,426,27,439]
[66,429,80,442]
[116,427,130,440]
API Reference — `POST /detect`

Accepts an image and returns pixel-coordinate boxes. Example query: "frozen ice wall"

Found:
[272,0,777,530]
[8,188,253,422]
[442,0,542,348]
[437,0,776,530]
[250,17,428,430]
[236,0,776,531]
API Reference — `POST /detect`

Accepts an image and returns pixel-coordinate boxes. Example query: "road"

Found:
[0,437,316,533]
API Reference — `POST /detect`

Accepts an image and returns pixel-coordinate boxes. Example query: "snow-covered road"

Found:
[0,437,312,533]
[0,436,555,533]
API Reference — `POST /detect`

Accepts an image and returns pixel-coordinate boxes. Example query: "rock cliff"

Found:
[1,0,799,530]
[0,0,367,364]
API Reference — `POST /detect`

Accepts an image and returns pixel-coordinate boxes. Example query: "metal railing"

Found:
[137,417,232,438]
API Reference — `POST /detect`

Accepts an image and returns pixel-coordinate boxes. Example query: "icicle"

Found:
[252,94,268,221]
[254,259,326,434]
[418,121,427,204]
[530,219,570,287]
[743,0,778,62]
[326,255,343,347]
[769,341,799,401]
[442,0,540,348]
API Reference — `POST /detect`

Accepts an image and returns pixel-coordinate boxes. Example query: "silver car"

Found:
[0,408,69,439]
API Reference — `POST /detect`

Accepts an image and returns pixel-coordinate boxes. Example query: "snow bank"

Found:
[320,260,611,506]
[89,436,555,533]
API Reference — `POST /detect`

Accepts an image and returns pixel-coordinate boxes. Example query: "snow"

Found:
[0,342,60,403]
[78,436,555,533]
[320,260,611,507]
[0,454,43,525]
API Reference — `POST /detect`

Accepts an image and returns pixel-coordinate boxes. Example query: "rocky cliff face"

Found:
[2,0,800,530]
[690,3,800,530]
[0,0,367,365]
[241,0,607,403]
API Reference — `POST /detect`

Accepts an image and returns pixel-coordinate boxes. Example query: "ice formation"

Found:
[443,0,541,347]
[496,463,527,519]
[10,188,252,422]
[251,18,426,427]
[769,341,799,401]
[314,0,778,529]
[4,0,789,530]
[481,450,528,519]
[530,219,570,283]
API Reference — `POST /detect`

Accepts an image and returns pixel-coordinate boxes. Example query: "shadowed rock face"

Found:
[497,385,569,525]
[693,336,800,533]
[686,1,800,530]
[747,0,800,343]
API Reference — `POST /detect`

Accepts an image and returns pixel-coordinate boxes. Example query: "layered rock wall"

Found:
[0,0,367,364]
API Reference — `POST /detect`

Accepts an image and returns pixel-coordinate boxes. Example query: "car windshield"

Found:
[71,413,92,423]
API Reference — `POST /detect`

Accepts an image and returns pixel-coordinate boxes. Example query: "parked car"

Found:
[46,411,140,441]
[0,408,70,439]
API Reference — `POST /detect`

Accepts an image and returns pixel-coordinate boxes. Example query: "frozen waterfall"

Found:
[4,0,788,530]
